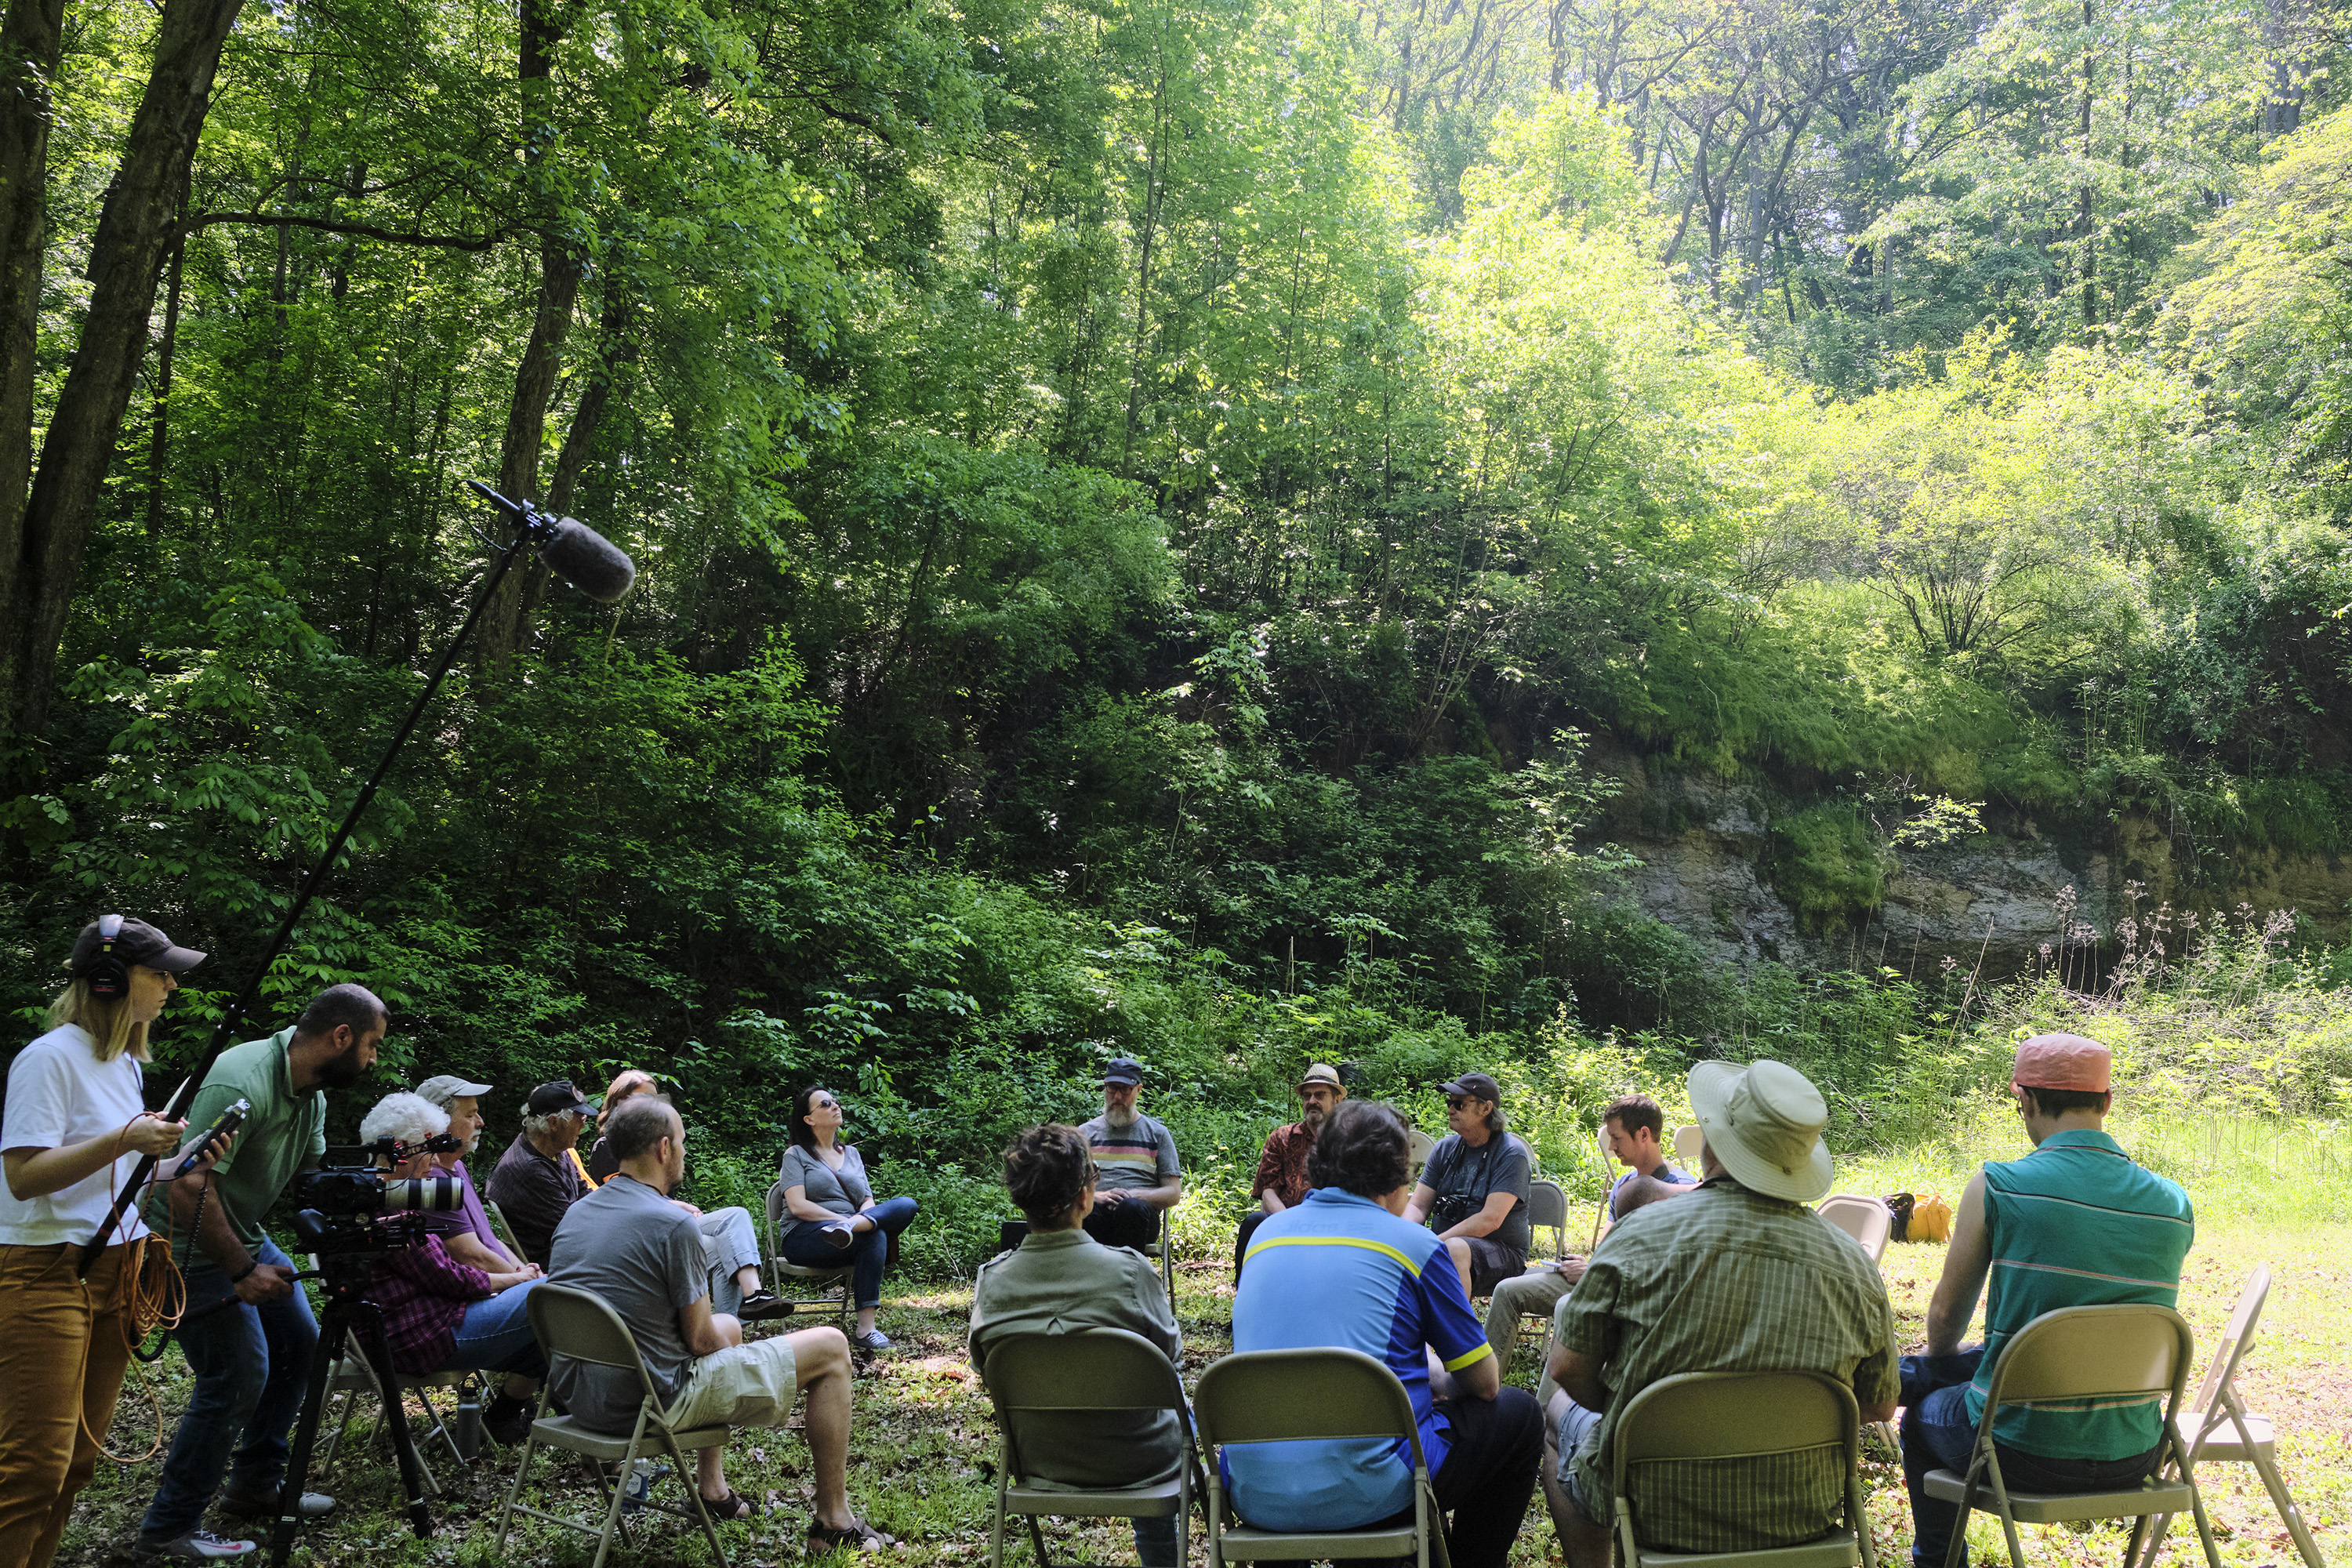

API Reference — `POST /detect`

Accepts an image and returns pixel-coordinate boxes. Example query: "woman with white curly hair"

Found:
[358,1092,547,1445]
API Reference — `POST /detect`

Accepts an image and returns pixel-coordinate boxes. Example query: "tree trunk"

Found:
[0,0,67,750]
[143,236,185,535]
[475,0,576,673]
[4,0,246,739]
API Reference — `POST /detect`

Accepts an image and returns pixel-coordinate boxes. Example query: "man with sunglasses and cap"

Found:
[1405,1072,1533,1304]
[1232,1062,1346,1281]
[1078,1058,1182,1252]
[485,1080,598,1270]
[1899,1033,2194,1568]
[1539,1058,1897,1568]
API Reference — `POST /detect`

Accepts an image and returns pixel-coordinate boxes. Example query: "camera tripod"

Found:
[270,1236,434,1565]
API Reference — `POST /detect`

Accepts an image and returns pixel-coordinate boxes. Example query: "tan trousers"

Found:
[0,1240,143,1568]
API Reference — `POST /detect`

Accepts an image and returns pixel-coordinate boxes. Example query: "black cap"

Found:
[71,917,206,977]
[1438,1071,1502,1105]
[1102,1057,1145,1087]
[527,1080,599,1116]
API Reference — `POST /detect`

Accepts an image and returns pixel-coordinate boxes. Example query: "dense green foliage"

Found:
[6,0,2352,1270]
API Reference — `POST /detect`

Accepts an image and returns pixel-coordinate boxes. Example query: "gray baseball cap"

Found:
[415,1074,494,1108]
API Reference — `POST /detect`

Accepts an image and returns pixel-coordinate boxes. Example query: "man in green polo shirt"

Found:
[1900,1033,2194,1568]
[132,985,386,1563]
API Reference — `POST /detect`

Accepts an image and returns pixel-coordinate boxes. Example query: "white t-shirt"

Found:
[0,1023,153,1247]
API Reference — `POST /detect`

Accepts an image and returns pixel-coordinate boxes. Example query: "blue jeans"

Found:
[1132,1511,1178,1566]
[441,1283,547,1380]
[778,1196,919,1308]
[1901,1349,2161,1568]
[140,1240,320,1541]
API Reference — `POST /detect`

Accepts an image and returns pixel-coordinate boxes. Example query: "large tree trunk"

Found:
[3,0,246,739]
[475,0,576,673]
[0,0,68,750]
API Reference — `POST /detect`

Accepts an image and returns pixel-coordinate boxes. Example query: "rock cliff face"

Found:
[1584,743,2352,978]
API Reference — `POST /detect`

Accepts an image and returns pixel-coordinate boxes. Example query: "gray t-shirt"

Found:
[1421,1131,1533,1254]
[1077,1112,1180,1192]
[776,1142,873,1240]
[546,1174,709,1432]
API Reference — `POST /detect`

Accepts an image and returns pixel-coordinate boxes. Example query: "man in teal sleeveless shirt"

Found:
[1900,1034,2195,1568]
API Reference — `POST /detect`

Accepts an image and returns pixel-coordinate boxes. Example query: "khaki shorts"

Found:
[664,1336,800,1432]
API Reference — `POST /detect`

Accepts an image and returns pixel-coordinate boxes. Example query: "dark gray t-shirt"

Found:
[1421,1131,1533,1254]
[776,1142,873,1240]
[546,1174,709,1431]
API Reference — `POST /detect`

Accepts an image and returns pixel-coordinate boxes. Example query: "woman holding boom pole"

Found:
[0,916,220,1567]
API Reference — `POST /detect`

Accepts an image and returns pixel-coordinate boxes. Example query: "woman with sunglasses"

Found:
[775,1086,919,1351]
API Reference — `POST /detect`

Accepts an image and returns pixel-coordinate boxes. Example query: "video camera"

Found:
[296,1135,466,1218]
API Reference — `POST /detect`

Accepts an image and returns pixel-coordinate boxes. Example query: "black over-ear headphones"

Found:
[84,913,130,999]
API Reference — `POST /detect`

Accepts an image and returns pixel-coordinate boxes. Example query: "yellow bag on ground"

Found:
[1907,1192,1953,1243]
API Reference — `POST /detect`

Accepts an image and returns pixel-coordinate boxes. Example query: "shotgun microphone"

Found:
[463,480,637,602]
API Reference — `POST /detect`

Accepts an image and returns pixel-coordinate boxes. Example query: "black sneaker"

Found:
[737,1290,793,1321]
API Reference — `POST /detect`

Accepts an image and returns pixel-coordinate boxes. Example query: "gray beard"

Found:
[1103,1103,1139,1131]
[1301,1107,1327,1131]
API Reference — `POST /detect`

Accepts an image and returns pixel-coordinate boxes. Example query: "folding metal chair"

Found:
[1922,1304,2223,1568]
[2129,1265,2323,1568]
[484,1197,526,1264]
[1816,1196,1892,1264]
[1196,1347,1450,1568]
[1407,1128,1437,1183]
[1613,1370,1879,1568]
[1521,1178,1573,1365]
[495,1283,733,1568]
[759,1181,856,1327]
[978,1328,1205,1568]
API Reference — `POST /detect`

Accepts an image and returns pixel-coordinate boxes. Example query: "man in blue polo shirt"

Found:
[1901,1033,2195,1568]
[1232,1100,1543,1568]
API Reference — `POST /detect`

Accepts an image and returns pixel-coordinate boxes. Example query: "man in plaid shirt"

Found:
[1541,1061,1897,1567]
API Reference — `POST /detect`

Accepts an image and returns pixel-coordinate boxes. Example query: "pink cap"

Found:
[2012,1033,2111,1092]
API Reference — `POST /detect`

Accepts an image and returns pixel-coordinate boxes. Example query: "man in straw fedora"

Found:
[1232,1062,1347,1280]
[1538,1058,1898,1568]
[1899,1033,2193,1568]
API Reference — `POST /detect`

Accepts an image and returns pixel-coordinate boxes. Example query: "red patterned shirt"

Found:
[367,1233,494,1374]
[1251,1122,1319,1208]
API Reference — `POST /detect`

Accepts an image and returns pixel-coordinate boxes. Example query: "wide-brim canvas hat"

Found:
[1687,1058,1835,1203]
[1297,1062,1345,1092]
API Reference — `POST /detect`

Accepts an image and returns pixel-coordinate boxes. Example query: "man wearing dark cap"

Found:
[1405,1072,1532,1303]
[1232,1062,1346,1280]
[1077,1058,1182,1252]
[1900,1034,2195,1568]
[485,1080,599,1270]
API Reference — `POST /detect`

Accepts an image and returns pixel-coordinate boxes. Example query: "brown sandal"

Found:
[699,1489,758,1521]
[807,1515,900,1553]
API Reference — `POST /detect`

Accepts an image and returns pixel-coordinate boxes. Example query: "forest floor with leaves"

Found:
[55,1207,2350,1568]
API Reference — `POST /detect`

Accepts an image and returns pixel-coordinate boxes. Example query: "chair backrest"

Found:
[1672,1124,1704,1169]
[1981,1305,2194,1414]
[2188,1265,2270,1418]
[1406,1127,1436,1177]
[1528,1179,1570,1259]
[1816,1194,1893,1263]
[1196,1348,1422,1460]
[527,1282,662,1406]
[485,1198,524,1258]
[1612,1370,1858,1480]
[982,1328,1188,1417]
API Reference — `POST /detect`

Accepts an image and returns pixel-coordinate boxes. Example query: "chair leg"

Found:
[1024,1513,1053,1568]
[2249,1447,2327,1568]
[1942,1457,1983,1568]
[989,1472,1007,1568]
[496,1428,537,1557]
[664,1428,730,1568]
[1981,1452,2029,1568]
[2180,1460,2225,1568]
[590,1414,653,1568]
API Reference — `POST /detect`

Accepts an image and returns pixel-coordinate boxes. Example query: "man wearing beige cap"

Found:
[1540,1058,1897,1568]
[410,1074,525,1273]
[1900,1033,2194,1568]
[1232,1064,1345,1280]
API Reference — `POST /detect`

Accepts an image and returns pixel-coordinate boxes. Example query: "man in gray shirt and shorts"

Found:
[545,1097,895,1548]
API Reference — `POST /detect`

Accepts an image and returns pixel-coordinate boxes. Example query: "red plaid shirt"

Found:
[366,1234,494,1374]
[1251,1122,1319,1208]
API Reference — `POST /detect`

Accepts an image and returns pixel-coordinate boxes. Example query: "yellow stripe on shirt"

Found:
[1242,1233,1425,1277]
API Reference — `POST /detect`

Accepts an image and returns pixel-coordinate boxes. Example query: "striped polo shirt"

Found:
[1967,1128,2195,1458]
[1228,1188,1494,1529]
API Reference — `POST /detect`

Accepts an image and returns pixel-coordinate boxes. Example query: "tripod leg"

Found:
[270,1302,348,1568]
[350,1303,437,1540]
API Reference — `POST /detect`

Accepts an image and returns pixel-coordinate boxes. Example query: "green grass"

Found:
[54,1130,2352,1568]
